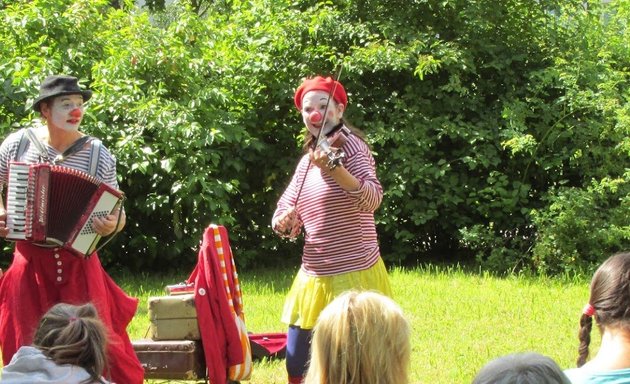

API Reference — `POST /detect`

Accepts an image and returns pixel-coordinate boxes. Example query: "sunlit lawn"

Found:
[118,263,596,384]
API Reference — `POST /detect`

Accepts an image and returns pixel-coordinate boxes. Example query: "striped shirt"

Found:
[272,131,383,276]
[0,128,119,189]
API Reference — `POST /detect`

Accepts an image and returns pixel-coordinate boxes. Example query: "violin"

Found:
[316,125,351,170]
[276,125,351,238]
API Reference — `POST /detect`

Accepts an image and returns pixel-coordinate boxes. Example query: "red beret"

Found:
[294,76,348,110]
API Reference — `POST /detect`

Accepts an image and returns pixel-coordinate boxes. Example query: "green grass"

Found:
[388,265,596,383]
[119,264,598,384]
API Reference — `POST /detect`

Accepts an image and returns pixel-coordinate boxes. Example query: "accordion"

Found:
[5,162,124,257]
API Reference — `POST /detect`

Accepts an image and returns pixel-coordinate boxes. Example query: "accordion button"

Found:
[56,277,62,282]
[57,269,62,274]
[57,261,62,266]
[54,253,60,259]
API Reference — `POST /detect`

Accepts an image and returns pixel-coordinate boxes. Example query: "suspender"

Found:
[14,128,101,177]
[15,130,30,162]
[88,139,102,177]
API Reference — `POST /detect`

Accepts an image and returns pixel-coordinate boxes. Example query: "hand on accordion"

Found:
[0,206,8,238]
[92,208,126,237]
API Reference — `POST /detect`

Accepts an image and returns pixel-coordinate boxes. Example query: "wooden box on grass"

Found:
[132,339,206,380]
[148,294,200,341]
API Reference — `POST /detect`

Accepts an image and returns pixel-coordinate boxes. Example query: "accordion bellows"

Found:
[5,162,123,257]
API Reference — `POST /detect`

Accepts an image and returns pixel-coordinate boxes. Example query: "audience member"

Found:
[564,251,630,383]
[473,352,570,384]
[303,290,410,384]
[0,302,111,384]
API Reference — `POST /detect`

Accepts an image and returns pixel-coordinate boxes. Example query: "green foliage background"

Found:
[0,0,628,273]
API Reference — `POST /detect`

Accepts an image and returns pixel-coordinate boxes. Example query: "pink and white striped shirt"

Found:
[272,131,383,276]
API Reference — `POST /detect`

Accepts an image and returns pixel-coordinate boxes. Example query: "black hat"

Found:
[32,75,92,112]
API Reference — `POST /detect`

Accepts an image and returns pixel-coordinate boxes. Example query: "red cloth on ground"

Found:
[187,225,244,384]
[0,242,144,384]
[249,332,288,358]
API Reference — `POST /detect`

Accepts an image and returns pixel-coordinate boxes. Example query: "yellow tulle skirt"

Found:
[281,258,392,329]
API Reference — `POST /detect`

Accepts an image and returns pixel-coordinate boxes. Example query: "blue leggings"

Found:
[286,325,312,379]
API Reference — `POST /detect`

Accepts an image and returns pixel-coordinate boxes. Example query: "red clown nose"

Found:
[69,108,82,118]
[309,111,322,123]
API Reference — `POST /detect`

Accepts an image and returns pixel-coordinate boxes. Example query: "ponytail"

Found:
[33,303,109,383]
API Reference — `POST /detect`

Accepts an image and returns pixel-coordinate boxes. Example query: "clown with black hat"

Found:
[272,75,392,384]
[32,74,93,113]
[0,75,144,384]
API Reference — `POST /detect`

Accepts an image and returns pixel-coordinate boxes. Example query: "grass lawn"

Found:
[118,263,597,384]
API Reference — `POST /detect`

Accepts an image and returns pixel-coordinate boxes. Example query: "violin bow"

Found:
[278,65,344,238]
[314,64,344,150]
[294,64,344,206]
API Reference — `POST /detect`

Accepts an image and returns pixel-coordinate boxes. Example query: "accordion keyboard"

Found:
[5,162,30,240]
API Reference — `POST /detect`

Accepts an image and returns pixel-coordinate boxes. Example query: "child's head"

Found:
[304,290,411,384]
[33,302,109,382]
[472,352,570,384]
[577,251,630,366]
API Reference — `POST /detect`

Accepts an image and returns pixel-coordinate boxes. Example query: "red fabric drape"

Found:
[187,225,243,384]
[0,242,144,384]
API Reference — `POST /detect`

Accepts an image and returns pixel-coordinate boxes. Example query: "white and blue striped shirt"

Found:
[0,128,119,189]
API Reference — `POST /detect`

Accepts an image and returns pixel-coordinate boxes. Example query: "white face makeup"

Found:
[46,95,85,132]
[301,90,344,138]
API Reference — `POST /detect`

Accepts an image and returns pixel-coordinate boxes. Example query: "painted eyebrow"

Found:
[59,96,83,102]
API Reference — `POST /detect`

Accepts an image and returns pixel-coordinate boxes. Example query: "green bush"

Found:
[531,172,630,274]
[0,0,627,274]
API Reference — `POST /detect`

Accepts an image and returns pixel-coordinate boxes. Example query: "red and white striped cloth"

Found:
[186,224,251,383]
[210,224,253,381]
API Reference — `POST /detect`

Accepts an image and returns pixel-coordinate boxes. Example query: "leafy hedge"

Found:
[0,0,628,274]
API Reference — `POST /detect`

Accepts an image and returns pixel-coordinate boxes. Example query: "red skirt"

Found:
[0,242,144,384]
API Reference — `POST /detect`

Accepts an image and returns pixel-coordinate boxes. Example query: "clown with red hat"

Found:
[293,76,348,139]
[272,75,392,384]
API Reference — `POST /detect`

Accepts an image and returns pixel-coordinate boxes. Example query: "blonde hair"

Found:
[32,302,109,384]
[304,290,411,384]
